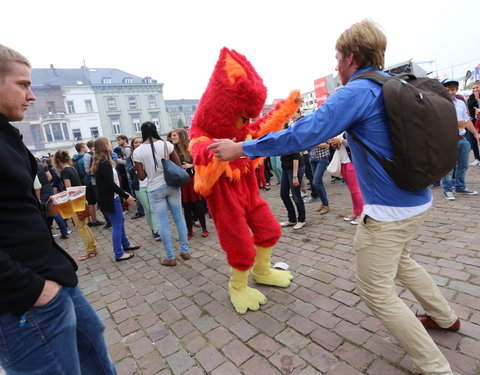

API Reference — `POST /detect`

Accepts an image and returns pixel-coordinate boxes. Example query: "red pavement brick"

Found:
[211,361,242,375]
[269,347,306,374]
[287,316,317,335]
[326,361,363,375]
[334,320,371,345]
[364,335,405,363]
[335,342,374,371]
[183,331,208,354]
[331,290,361,307]
[241,356,279,375]
[443,348,479,375]
[366,359,406,375]
[195,346,225,373]
[137,351,166,375]
[222,339,254,366]
[458,336,480,359]
[333,304,366,324]
[299,343,338,373]
[310,326,343,351]
[207,327,234,348]
[247,333,282,358]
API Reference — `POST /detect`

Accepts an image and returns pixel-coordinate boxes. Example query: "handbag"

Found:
[161,142,191,188]
[326,150,342,178]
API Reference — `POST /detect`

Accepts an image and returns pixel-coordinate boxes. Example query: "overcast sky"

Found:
[2,0,477,102]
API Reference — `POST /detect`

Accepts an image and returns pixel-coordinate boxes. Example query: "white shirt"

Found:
[133,140,174,192]
[453,97,470,136]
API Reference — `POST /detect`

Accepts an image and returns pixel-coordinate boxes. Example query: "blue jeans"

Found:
[280,168,306,223]
[442,138,471,192]
[106,197,131,259]
[311,157,330,206]
[148,184,189,260]
[0,286,116,375]
[40,192,69,236]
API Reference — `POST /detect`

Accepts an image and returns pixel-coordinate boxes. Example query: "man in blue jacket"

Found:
[209,20,458,375]
[0,43,116,374]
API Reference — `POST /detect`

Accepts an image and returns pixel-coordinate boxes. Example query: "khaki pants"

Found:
[354,210,456,375]
[72,214,97,255]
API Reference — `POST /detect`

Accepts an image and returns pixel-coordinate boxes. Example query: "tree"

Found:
[177,118,185,128]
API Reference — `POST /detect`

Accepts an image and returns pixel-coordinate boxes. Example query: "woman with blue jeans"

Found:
[93,137,139,262]
[133,121,190,266]
[309,144,330,214]
[279,151,306,230]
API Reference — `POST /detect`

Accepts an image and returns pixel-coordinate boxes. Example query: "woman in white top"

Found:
[133,122,190,266]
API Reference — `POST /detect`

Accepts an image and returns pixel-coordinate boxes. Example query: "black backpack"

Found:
[350,72,458,190]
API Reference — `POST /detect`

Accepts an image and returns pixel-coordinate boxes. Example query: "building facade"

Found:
[164,99,199,128]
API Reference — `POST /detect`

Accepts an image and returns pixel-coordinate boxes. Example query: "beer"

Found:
[56,199,75,219]
[67,186,87,212]
[71,194,86,211]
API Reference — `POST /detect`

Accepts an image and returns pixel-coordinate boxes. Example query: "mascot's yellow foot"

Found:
[250,268,293,287]
[251,245,294,287]
[228,281,267,315]
[228,267,267,314]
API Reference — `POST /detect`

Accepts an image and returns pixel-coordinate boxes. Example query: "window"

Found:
[128,96,137,110]
[44,124,53,142]
[85,100,94,112]
[66,101,75,114]
[90,127,99,138]
[62,123,70,140]
[31,124,45,144]
[46,101,56,113]
[110,117,121,135]
[43,122,69,142]
[148,95,157,109]
[142,77,153,84]
[107,97,117,110]
[191,105,196,111]
[132,115,141,132]
[101,77,112,84]
[72,128,82,140]
[179,105,183,112]
[123,77,133,84]
[151,114,159,128]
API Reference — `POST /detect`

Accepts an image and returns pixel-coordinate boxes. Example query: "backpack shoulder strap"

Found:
[353,71,389,85]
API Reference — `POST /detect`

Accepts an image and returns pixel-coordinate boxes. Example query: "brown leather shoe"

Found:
[180,253,191,260]
[416,313,460,331]
[161,258,177,266]
[318,205,330,214]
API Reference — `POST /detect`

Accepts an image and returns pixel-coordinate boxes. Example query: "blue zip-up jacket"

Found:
[243,68,432,221]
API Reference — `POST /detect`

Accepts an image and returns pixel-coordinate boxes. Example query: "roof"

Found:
[384,59,429,77]
[31,68,91,86]
[31,66,158,87]
[165,99,199,105]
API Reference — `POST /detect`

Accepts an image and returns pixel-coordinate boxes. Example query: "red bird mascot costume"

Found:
[190,48,301,314]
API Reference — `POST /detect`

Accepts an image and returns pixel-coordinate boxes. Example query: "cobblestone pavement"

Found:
[7,164,480,375]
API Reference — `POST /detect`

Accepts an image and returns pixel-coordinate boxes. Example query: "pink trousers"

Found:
[341,162,364,216]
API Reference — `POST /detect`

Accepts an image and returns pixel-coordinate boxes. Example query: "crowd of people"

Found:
[2,17,480,374]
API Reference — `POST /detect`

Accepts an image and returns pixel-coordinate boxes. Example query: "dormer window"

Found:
[123,77,133,84]
[142,77,153,84]
[101,77,112,84]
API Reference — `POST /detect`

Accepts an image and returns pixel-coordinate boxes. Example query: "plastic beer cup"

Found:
[52,191,75,219]
[67,186,87,212]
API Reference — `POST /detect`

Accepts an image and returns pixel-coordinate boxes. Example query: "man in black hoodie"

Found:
[0,44,116,374]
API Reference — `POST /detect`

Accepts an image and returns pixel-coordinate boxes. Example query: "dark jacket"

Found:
[95,159,129,213]
[0,114,78,316]
[467,93,479,120]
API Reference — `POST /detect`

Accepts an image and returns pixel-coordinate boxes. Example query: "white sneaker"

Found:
[470,159,480,166]
[293,222,306,230]
[456,189,479,195]
[443,191,455,200]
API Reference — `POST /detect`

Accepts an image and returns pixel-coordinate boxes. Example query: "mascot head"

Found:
[191,48,267,140]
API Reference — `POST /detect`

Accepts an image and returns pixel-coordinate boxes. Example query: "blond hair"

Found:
[0,44,31,81]
[335,19,386,70]
[92,137,115,174]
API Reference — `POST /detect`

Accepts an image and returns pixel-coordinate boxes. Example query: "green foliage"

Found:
[177,118,185,128]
